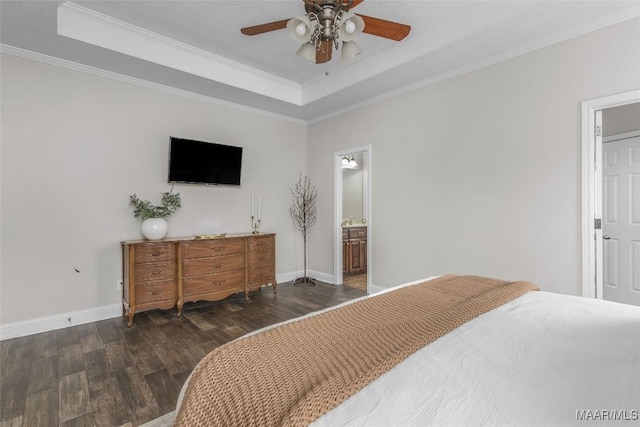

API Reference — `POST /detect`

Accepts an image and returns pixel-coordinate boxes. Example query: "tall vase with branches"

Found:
[290,174,318,285]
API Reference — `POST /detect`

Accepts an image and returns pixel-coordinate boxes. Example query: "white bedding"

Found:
[177,279,640,426]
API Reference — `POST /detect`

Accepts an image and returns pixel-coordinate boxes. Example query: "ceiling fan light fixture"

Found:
[241,1,411,66]
[338,12,364,42]
[341,40,362,62]
[286,15,313,43]
[296,42,317,62]
[345,20,356,34]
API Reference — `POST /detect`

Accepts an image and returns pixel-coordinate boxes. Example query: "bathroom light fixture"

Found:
[342,155,358,169]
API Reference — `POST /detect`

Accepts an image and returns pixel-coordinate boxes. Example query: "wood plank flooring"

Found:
[0,282,366,427]
[343,273,367,291]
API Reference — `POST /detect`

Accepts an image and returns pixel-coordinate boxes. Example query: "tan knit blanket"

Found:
[175,274,539,427]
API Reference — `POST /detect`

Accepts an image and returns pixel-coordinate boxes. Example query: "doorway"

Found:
[581,90,640,305]
[334,146,371,293]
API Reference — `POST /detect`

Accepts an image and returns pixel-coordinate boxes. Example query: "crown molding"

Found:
[57,1,303,105]
[308,5,640,125]
[4,4,638,126]
[0,45,308,125]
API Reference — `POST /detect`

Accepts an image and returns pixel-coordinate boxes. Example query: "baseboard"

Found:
[307,270,336,284]
[277,270,335,285]
[0,304,122,341]
[2,270,339,341]
[370,284,386,293]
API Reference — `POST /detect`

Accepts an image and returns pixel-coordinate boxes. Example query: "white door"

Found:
[602,135,640,306]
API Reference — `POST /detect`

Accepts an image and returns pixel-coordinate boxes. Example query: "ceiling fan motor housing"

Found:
[319,7,337,40]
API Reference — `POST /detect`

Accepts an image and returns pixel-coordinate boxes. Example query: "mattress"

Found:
[176,277,640,426]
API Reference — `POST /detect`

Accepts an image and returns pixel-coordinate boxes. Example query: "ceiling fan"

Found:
[240,0,411,64]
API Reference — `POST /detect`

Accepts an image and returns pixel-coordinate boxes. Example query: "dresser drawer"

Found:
[183,255,245,277]
[248,250,273,266]
[134,261,176,283]
[135,280,176,304]
[182,239,245,259]
[134,243,176,263]
[248,235,274,252]
[183,269,245,297]
[249,265,274,285]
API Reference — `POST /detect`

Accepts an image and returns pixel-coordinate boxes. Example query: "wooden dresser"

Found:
[122,233,276,327]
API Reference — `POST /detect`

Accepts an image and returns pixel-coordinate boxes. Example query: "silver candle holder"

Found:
[251,216,261,234]
[251,193,262,234]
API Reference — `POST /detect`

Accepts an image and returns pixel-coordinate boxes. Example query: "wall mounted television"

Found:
[168,137,243,186]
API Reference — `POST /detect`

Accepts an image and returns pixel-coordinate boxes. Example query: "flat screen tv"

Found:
[168,137,243,186]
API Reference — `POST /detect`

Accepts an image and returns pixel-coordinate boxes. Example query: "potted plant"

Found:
[129,192,181,240]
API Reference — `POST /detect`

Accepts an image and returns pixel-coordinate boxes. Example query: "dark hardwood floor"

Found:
[0,282,366,427]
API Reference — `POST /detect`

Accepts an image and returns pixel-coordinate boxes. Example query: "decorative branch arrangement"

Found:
[129,192,181,220]
[290,174,318,286]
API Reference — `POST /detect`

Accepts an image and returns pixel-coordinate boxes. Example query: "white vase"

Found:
[141,218,168,240]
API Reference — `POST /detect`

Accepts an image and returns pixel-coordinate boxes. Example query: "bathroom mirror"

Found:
[342,152,364,223]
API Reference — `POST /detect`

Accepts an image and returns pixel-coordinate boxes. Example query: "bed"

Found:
[170,274,640,426]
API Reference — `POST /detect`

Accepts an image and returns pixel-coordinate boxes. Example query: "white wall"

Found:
[0,54,307,327]
[307,18,640,295]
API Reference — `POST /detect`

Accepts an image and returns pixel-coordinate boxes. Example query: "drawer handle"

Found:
[210,247,225,252]
[211,280,226,287]
[212,263,224,269]
[149,290,164,295]
[150,270,162,275]
[148,252,164,257]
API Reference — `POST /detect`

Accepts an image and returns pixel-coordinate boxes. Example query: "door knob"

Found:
[603,235,611,240]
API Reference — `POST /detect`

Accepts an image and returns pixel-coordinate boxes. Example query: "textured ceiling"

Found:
[1,1,639,123]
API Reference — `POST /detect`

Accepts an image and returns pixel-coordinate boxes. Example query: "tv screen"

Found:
[168,137,243,186]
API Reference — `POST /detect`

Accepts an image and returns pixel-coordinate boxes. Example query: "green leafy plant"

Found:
[129,192,181,220]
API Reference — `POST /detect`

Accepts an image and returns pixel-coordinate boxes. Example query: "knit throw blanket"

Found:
[174,275,539,427]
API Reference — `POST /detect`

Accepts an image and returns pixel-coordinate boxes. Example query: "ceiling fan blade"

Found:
[316,39,333,64]
[349,0,365,9]
[241,19,290,36]
[358,14,410,41]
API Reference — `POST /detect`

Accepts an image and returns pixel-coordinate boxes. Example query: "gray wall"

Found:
[1,54,307,325]
[1,17,639,331]
[307,17,640,295]
[603,102,640,136]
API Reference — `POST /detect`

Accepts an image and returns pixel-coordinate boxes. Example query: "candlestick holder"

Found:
[251,216,261,234]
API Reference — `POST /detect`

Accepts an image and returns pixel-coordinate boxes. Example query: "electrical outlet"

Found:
[117,280,123,291]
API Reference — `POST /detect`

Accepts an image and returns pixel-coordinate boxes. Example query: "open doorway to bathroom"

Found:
[342,152,367,291]
[335,146,371,293]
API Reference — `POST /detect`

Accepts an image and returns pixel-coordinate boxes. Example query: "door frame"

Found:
[581,89,640,299]
[334,145,372,293]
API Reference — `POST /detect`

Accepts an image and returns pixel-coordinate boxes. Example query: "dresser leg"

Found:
[176,298,183,317]
[272,281,278,294]
[126,309,135,328]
